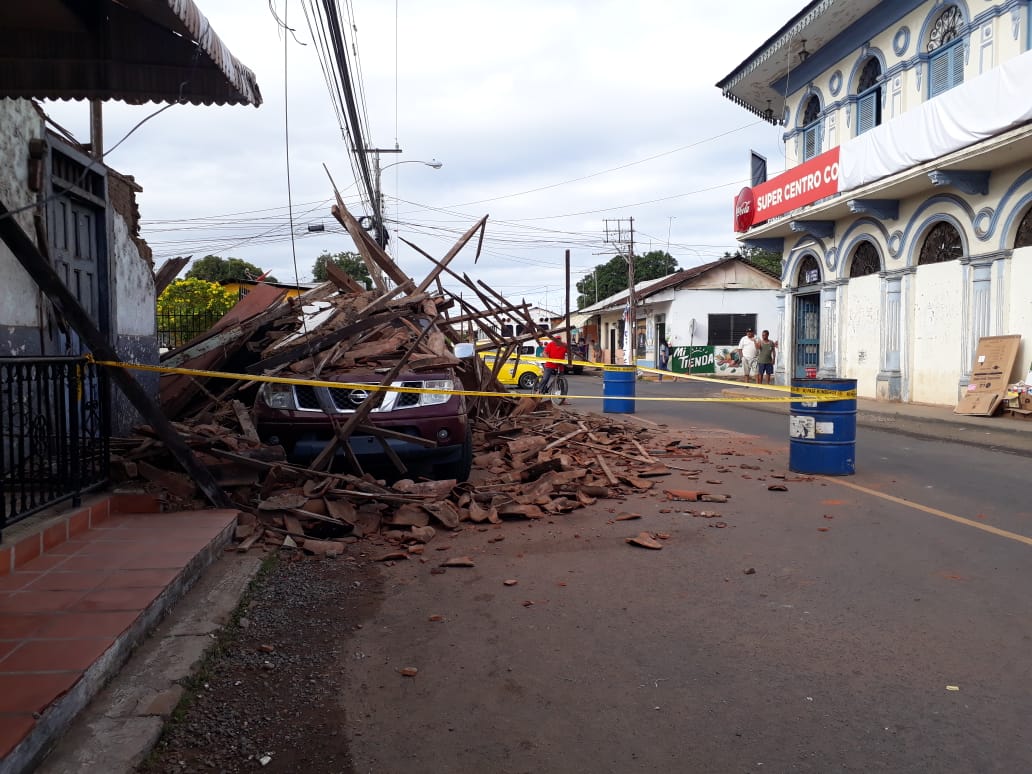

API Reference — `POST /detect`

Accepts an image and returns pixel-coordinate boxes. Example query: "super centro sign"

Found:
[734,147,840,232]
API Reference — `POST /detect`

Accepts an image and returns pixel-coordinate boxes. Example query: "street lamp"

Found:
[368,152,443,249]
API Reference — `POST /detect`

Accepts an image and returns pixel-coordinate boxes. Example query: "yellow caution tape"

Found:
[86,354,854,404]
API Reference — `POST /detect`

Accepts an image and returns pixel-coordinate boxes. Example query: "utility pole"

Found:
[359,146,402,249]
[604,217,635,365]
[565,249,572,370]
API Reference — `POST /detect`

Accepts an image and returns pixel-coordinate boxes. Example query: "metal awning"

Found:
[0,0,261,107]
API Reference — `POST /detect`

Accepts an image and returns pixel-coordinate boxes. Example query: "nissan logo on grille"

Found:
[348,389,369,406]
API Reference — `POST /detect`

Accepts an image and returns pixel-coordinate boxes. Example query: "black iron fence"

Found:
[1,357,109,537]
[157,309,226,350]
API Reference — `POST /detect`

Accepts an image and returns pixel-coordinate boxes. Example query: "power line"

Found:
[442,120,762,209]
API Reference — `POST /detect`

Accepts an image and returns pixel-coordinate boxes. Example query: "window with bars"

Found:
[927,6,964,97]
[856,58,882,135]
[797,254,822,287]
[707,314,757,346]
[918,221,964,265]
[800,95,822,161]
[849,241,881,277]
[1016,207,1032,248]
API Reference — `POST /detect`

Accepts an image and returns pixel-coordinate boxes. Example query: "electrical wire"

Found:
[444,120,762,209]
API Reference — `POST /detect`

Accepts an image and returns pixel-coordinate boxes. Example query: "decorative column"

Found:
[959,257,994,388]
[993,251,1010,336]
[774,292,787,384]
[817,282,841,378]
[876,270,905,401]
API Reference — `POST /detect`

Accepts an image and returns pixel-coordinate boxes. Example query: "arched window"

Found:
[1015,207,1032,248]
[800,95,822,161]
[849,241,881,277]
[856,58,882,135]
[927,5,964,98]
[918,221,964,265]
[797,254,822,286]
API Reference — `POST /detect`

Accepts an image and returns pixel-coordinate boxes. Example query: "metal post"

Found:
[626,217,635,365]
[565,249,572,370]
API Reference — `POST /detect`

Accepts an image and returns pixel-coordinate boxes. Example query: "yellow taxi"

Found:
[479,346,542,390]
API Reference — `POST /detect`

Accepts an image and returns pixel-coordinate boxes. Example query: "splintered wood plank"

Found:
[595,453,619,487]
[414,216,488,293]
[231,400,261,443]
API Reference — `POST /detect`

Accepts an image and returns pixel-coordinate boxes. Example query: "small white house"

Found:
[575,256,781,374]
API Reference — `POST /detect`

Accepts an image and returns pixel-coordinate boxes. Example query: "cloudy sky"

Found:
[45,0,799,313]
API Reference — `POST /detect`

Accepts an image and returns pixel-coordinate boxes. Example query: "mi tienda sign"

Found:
[733,148,840,232]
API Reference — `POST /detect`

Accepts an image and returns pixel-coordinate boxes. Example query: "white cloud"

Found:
[42,0,799,307]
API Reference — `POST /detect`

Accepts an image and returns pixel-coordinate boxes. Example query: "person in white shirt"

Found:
[736,329,758,382]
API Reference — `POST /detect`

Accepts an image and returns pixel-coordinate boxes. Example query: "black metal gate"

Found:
[0,357,109,537]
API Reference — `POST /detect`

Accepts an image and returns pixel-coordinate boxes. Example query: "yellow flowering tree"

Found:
[157,278,236,349]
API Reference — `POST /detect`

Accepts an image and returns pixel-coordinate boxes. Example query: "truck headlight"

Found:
[419,379,454,406]
[262,382,297,410]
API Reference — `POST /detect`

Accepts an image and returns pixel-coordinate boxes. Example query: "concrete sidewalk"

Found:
[720,384,1032,455]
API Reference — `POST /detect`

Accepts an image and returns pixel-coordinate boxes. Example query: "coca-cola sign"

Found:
[732,147,841,232]
[733,187,755,232]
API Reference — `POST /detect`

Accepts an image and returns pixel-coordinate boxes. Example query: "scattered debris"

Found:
[626,532,664,550]
[441,556,476,568]
[768,484,788,492]
[400,667,419,677]
[744,567,756,575]
[105,202,798,563]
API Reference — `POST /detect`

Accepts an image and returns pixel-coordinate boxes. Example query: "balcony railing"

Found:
[0,357,109,538]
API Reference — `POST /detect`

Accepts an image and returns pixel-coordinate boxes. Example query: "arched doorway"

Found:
[793,255,822,378]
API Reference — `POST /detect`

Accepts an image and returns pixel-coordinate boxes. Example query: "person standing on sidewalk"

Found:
[756,330,777,384]
[657,339,670,381]
[736,329,758,382]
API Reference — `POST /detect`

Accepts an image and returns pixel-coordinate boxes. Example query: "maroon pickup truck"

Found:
[253,366,473,481]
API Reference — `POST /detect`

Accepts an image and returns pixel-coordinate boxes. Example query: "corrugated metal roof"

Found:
[0,0,261,107]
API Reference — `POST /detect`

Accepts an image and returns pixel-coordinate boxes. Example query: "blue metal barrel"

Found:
[602,366,636,414]
[789,378,857,475]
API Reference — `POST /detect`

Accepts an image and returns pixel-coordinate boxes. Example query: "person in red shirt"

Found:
[541,335,568,392]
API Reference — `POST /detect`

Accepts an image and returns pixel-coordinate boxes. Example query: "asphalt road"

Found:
[343,375,1032,774]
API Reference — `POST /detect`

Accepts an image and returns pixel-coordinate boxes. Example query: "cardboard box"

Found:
[954,335,1022,416]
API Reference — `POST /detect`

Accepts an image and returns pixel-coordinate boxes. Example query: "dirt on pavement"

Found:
[141,553,385,774]
[141,421,792,773]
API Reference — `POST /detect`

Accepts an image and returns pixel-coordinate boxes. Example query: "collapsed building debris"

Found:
[111,201,708,551]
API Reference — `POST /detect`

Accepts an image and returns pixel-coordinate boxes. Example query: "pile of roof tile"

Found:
[111,200,690,551]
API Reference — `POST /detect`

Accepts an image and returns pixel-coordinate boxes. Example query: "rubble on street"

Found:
[108,199,708,554]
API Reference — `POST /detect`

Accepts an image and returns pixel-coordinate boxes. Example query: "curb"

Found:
[721,389,1032,456]
[30,530,261,774]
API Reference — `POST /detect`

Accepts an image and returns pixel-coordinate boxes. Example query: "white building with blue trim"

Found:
[718,0,1032,405]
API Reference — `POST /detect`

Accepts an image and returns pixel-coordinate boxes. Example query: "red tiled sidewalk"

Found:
[0,499,238,771]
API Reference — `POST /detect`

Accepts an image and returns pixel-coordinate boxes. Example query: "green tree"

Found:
[576,250,678,309]
[725,246,783,278]
[186,255,275,283]
[157,278,237,349]
[312,251,372,289]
